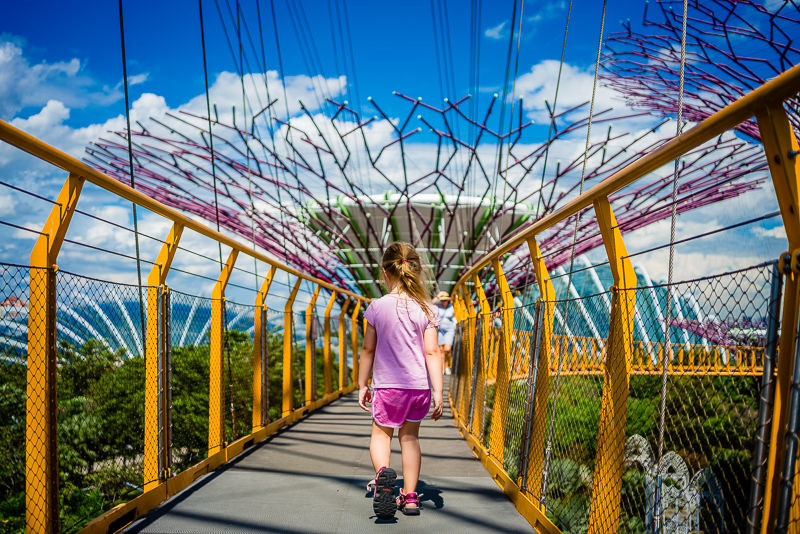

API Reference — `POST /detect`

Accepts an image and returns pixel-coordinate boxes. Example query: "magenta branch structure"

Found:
[602,0,800,141]
[85,87,769,297]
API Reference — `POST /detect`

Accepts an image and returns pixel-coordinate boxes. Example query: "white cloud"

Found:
[515,60,634,123]
[127,73,149,86]
[753,225,786,240]
[485,21,508,40]
[0,38,124,119]
[0,190,14,217]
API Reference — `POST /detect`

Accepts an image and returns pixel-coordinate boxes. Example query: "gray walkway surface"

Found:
[125,392,534,533]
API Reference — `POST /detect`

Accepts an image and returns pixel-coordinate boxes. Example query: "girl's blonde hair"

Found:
[381,242,434,320]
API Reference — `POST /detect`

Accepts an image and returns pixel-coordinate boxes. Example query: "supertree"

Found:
[601,0,800,140]
[85,88,768,297]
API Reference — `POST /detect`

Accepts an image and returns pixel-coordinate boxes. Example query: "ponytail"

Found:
[381,242,434,320]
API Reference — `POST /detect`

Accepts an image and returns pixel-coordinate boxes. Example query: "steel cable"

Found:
[541,0,608,506]
[117,0,148,353]
[654,0,688,531]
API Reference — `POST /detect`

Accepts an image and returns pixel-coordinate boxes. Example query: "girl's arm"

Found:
[424,327,444,420]
[358,323,377,412]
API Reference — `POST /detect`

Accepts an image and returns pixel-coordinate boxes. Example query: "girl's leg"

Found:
[398,420,422,503]
[370,421,394,472]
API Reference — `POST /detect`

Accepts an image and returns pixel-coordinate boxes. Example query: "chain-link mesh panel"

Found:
[0,264,32,532]
[451,261,779,533]
[618,263,775,533]
[168,290,210,473]
[308,313,323,401]
[481,320,501,450]
[224,300,255,443]
[610,263,773,533]
[536,293,609,532]
[290,310,304,411]
[501,302,538,480]
[55,270,150,532]
[265,306,283,421]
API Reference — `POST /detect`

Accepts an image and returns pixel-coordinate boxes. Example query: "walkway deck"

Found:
[124,392,534,533]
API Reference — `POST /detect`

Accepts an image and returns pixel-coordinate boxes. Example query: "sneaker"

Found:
[372,467,397,519]
[397,489,421,516]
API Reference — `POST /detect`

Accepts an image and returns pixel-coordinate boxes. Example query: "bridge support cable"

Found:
[543,0,608,514]
[117,0,147,357]
[654,1,689,532]
[198,0,225,268]
[522,237,557,499]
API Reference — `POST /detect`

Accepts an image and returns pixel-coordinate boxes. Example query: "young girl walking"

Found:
[358,242,444,520]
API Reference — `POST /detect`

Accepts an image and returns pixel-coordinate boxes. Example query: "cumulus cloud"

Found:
[515,60,633,122]
[0,36,352,285]
[0,37,142,119]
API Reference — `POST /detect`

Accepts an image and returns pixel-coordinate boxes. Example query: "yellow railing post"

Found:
[27,173,83,532]
[144,222,183,491]
[208,250,238,455]
[587,197,637,534]
[525,237,556,498]
[323,291,337,395]
[473,275,490,438]
[253,265,277,430]
[282,278,303,416]
[305,285,321,405]
[489,259,514,460]
[757,102,800,532]
[452,292,466,322]
[350,300,363,386]
[339,298,352,390]
[459,286,477,417]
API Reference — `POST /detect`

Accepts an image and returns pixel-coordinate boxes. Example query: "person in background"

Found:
[435,291,455,374]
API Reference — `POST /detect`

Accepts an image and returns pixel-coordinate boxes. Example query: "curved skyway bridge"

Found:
[3,1,800,533]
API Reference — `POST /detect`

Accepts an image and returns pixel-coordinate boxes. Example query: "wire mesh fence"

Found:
[451,260,780,533]
[168,290,211,474]
[224,299,255,444]
[617,262,775,534]
[265,305,286,421]
[537,293,609,532]
[0,260,367,533]
[0,264,34,532]
[55,270,151,533]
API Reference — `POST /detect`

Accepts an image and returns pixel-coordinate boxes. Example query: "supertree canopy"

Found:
[602,0,800,140]
[86,93,766,297]
[84,0,799,297]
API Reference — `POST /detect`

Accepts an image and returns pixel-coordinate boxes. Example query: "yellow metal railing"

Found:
[484,330,766,382]
[0,119,368,533]
[448,62,800,534]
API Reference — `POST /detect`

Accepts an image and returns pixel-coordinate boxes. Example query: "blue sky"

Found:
[0,0,789,306]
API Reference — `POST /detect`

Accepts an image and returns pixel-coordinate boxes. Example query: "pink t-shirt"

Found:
[364,294,439,389]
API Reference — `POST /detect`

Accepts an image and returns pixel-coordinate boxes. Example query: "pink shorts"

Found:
[372,388,431,428]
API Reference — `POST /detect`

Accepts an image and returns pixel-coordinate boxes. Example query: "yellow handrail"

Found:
[0,118,367,303]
